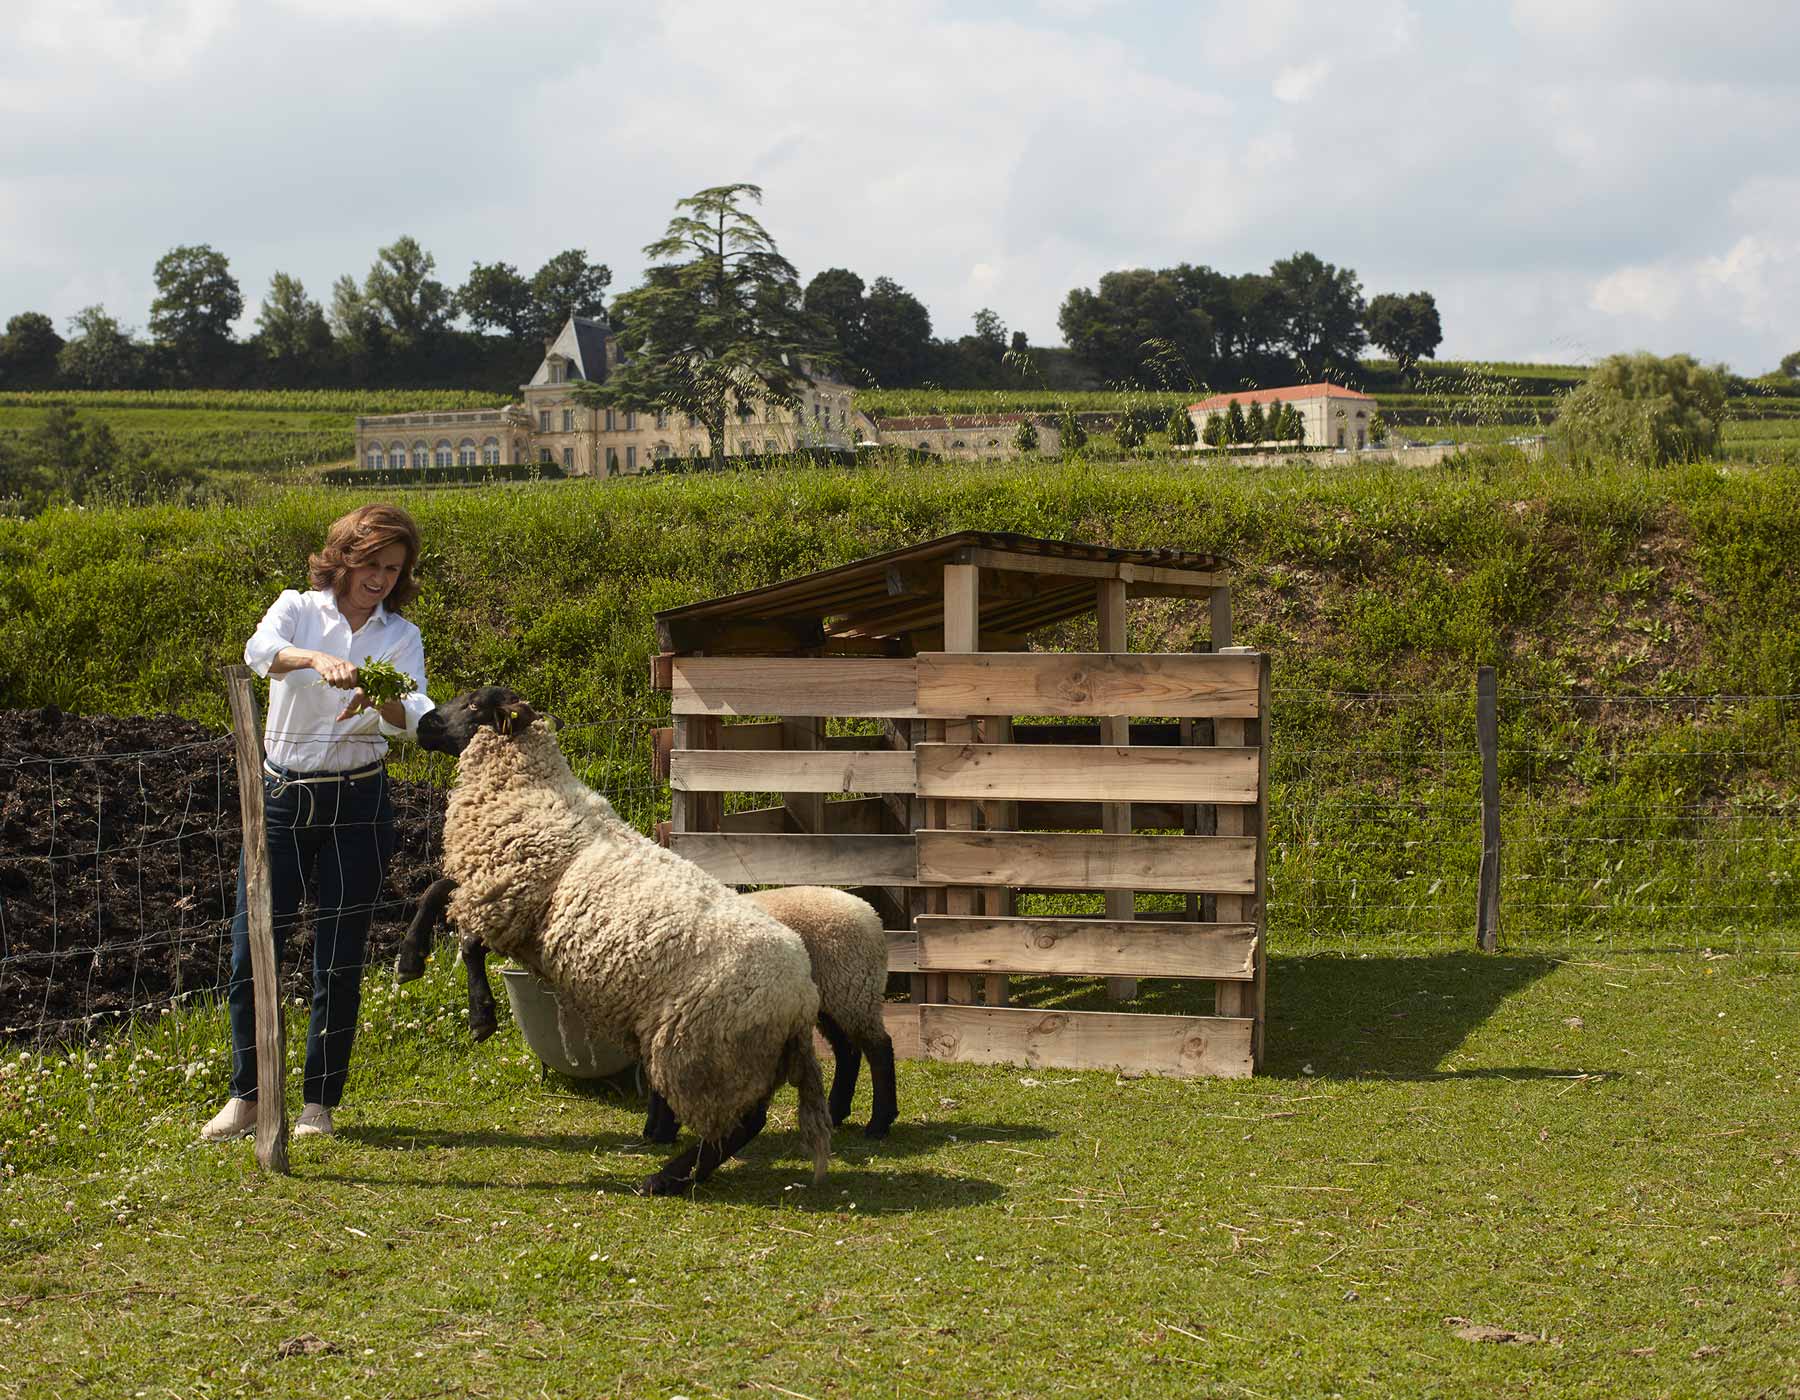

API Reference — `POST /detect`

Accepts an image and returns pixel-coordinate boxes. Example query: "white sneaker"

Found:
[293,1103,334,1138]
[200,1098,257,1142]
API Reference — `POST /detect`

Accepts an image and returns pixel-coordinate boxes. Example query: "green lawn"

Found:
[3,945,1796,1398]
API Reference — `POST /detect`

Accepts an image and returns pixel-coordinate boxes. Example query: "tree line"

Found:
[0,240,613,395]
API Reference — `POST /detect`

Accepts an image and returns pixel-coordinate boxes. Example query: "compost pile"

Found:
[0,707,447,1046]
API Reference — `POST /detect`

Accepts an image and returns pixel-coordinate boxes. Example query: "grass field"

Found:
[3,446,1799,1397]
[2,944,1796,1397]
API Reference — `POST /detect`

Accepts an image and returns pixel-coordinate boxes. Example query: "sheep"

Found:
[414,685,832,1196]
[398,882,898,1140]
[645,886,897,1143]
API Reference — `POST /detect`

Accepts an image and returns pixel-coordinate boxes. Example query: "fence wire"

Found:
[2,692,1794,1048]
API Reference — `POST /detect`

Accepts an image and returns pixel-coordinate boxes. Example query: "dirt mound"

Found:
[0,706,446,1046]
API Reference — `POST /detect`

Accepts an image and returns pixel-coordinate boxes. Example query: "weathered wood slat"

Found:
[967,547,1221,593]
[671,833,917,886]
[887,929,919,974]
[914,652,1260,719]
[673,748,918,795]
[672,657,920,718]
[917,830,1256,893]
[913,916,1257,979]
[915,742,1258,803]
[918,1005,1254,1079]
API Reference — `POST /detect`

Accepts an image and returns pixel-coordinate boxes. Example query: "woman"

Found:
[202,503,433,1142]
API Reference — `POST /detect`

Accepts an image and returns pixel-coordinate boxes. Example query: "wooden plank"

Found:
[917,830,1255,893]
[672,656,919,718]
[883,1001,922,1061]
[914,743,1258,803]
[655,719,787,782]
[942,563,981,1006]
[223,665,288,1176]
[967,547,1221,593]
[674,747,917,795]
[887,930,919,974]
[914,916,1257,979]
[671,833,918,887]
[718,804,794,834]
[823,797,890,835]
[915,652,1260,719]
[1098,577,1137,1003]
[649,651,674,691]
[918,1005,1254,1079]
[671,715,721,834]
[1477,665,1501,953]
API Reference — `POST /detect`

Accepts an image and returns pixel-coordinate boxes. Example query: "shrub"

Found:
[1166,407,1197,446]
[1225,399,1247,444]
[1013,418,1039,454]
[1554,352,1729,466]
[1115,415,1144,451]
[1058,408,1087,454]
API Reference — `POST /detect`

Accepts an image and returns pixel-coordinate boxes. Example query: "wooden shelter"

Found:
[650,531,1268,1078]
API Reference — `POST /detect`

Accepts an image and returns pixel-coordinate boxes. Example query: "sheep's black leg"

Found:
[862,1033,898,1140]
[462,936,498,1041]
[395,877,457,982]
[644,1099,769,1196]
[818,1013,860,1127]
[642,1090,680,1145]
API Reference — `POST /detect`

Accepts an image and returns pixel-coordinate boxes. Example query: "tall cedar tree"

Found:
[576,184,831,470]
[1245,401,1267,444]
[1166,406,1197,446]
[1225,399,1247,444]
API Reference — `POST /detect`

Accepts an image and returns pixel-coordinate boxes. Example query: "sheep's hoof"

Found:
[393,952,426,983]
[862,1121,892,1141]
[468,1014,497,1043]
[643,1125,679,1146]
[642,1172,691,1197]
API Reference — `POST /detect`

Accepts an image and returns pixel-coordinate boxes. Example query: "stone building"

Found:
[869,413,1064,460]
[1187,383,1380,450]
[354,313,857,477]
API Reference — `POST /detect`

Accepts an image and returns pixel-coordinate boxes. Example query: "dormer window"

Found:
[548,361,565,384]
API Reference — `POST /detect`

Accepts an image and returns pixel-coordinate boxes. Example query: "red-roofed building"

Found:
[1186,383,1379,450]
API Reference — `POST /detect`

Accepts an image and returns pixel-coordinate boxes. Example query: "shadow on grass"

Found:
[1012,953,1582,1081]
[304,1157,1007,1213]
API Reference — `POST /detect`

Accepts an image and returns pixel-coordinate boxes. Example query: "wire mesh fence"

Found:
[2,688,1794,1049]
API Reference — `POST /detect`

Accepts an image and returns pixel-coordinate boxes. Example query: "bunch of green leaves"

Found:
[353,658,415,705]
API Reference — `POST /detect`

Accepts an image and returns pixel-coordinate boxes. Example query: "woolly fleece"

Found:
[442,720,823,1147]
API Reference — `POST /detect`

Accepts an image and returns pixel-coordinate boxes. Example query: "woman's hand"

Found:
[336,688,406,726]
[310,652,361,689]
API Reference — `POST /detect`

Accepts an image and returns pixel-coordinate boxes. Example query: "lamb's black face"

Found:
[416,686,540,756]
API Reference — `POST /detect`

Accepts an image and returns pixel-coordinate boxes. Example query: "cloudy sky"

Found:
[4,0,1797,373]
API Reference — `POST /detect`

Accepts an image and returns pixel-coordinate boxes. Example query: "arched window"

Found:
[458,439,478,466]
[388,444,407,470]
[654,442,672,460]
[435,440,454,468]
[917,441,931,452]
[365,442,384,470]
[412,441,429,470]
[482,438,500,465]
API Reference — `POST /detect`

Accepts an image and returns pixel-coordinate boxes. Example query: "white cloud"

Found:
[1272,61,1330,103]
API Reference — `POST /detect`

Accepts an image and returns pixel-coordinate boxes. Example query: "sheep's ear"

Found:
[497,700,539,736]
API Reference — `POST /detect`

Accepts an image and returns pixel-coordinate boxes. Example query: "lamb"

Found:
[398,883,899,1140]
[414,685,832,1196]
[645,886,897,1143]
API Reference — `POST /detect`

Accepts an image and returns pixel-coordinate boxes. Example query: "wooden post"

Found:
[1477,664,1500,953]
[223,665,288,1175]
[1098,579,1136,1002]
[941,563,980,1005]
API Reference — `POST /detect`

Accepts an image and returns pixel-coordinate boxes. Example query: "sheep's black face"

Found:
[416,686,540,756]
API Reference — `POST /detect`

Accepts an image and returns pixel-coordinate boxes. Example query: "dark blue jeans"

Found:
[227,764,396,1107]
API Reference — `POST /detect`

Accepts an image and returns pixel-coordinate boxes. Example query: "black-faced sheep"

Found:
[398,881,899,1140]
[415,686,831,1195]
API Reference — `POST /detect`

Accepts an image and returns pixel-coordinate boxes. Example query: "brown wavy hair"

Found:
[308,504,423,613]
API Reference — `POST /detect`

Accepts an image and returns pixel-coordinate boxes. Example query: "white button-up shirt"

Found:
[244,589,433,773]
